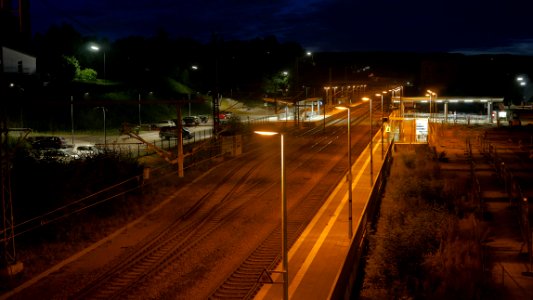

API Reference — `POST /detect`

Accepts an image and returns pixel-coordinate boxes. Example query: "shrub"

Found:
[77,68,98,81]
[361,146,487,299]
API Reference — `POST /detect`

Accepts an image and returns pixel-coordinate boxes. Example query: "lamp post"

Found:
[426,90,436,120]
[138,93,142,127]
[336,106,353,238]
[96,107,107,150]
[323,87,330,131]
[90,45,106,82]
[376,92,387,159]
[362,97,373,186]
[517,76,528,104]
[70,96,74,145]
[190,65,199,116]
[295,51,313,95]
[255,131,288,300]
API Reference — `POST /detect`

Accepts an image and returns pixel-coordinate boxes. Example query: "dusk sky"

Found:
[30,0,533,55]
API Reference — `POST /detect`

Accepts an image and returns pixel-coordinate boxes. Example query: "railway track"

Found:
[209,109,371,299]
[64,106,374,299]
[71,150,278,299]
[208,165,345,299]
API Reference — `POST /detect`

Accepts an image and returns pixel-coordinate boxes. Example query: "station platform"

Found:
[255,136,386,299]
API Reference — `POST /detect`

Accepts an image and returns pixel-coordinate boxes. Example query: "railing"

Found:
[477,135,533,281]
[95,128,213,158]
[403,112,492,125]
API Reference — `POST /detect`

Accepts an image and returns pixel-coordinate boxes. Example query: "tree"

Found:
[59,55,80,82]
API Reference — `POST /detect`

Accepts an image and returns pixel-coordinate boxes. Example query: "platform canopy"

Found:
[392,96,504,103]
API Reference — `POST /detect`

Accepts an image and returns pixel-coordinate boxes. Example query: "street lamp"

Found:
[323,87,330,131]
[426,90,437,120]
[335,106,353,238]
[96,107,107,149]
[70,96,74,145]
[254,131,288,300]
[90,44,106,82]
[376,92,387,159]
[517,76,528,104]
[138,93,142,127]
[362,97,373,186]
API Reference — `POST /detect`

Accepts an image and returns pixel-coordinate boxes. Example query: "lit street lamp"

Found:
[517,75,528,104]
[362,97,373,186]
[254,131,288,300]
[376,92,387,159]
[426,90,437,120]
[323,87,330,131]
[335,106,353,238]
[90,44,106,82]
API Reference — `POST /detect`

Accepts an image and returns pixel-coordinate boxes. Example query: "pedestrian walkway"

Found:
[255,134,386,300]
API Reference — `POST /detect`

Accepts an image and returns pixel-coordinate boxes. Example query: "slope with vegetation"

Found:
[360,143,496,299]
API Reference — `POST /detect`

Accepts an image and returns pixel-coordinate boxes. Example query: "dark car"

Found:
[183,116,200,126]
[159,126,194,140]
[198,115,209,123]
[35,148,76,162]
[29,136,69,149]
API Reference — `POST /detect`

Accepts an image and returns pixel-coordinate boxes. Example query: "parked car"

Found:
[198,115,209,123]
[220,111,233,119]
[159,126,194,140]
[28,136,69,149]
[150,120,176,130]
[71,144,102,158]
[183,116,200,126]
[36,148,76,162]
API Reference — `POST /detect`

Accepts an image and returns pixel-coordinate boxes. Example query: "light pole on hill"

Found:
[90,44,106,82]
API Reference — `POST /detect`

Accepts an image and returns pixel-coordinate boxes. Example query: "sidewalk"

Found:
[255,136,385,299]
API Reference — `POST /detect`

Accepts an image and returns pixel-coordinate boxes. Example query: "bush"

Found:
[11,150,143,232]
[361,146,488,299]
[77,68,98,81]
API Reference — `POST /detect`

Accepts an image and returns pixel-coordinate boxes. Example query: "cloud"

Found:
[451,39,533,56]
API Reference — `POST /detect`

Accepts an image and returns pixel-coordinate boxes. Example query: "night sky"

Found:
[30,0,533,55]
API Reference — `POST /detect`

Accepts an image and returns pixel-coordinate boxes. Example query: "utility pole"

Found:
[177,105,184,178]
[0,109,24,278]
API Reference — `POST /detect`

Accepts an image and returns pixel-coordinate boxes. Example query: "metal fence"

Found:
[95,128,213,158]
